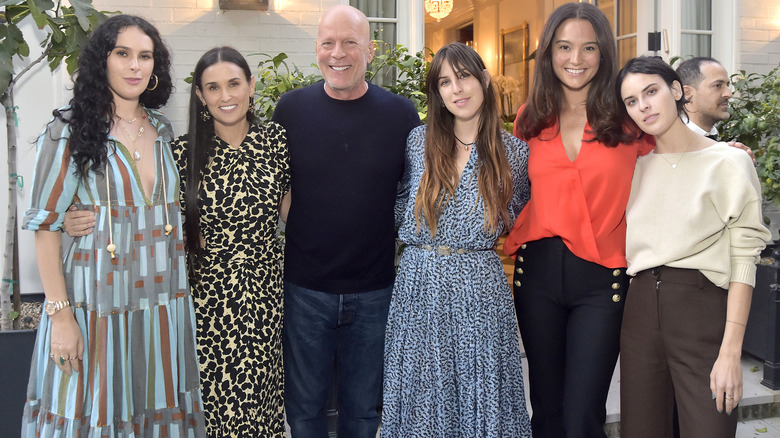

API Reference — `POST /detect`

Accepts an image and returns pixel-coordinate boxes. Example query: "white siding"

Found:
[739,0,780,75]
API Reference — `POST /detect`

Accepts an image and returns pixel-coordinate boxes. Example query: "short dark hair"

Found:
[616,56,689,125]
[675,56,721,88]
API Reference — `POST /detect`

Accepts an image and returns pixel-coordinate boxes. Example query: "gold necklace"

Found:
[657,146,691,169]
[116,109,146,161]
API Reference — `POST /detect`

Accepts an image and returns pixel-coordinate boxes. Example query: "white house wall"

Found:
[739,0,780,75]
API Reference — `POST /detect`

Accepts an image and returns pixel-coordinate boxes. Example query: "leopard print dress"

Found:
[172,122,289,437]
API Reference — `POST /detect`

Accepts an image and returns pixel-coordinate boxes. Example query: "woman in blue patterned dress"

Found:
[381,42,532,437]
[21,15,205,436]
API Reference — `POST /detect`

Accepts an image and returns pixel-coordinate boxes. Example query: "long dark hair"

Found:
[57,14,172,178]
[616,56,689,129]
[416,42,511,237]
[516,2,634,147]
[184,47,256,261]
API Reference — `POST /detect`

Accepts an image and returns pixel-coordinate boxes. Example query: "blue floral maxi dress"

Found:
[381,126,533,437]
[21,109,206,437]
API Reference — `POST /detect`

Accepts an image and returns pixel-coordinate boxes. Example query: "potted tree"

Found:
[720,63,780,390]
[0,1,109,434]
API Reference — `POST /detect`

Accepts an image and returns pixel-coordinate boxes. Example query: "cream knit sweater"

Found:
[625,142,771,288]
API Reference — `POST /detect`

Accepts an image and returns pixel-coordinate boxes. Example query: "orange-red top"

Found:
[503,118,654,268]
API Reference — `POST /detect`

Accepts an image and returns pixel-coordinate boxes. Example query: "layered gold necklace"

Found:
[116,108,147,161]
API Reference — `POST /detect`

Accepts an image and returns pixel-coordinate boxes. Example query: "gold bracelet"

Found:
[726,319,746,327]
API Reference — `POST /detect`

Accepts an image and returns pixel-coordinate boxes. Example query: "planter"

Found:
[0,328,37,437]
[744,261,780,389]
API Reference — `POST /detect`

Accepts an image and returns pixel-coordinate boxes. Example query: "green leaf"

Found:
[69,0,95,31]
[0,48,14,95]
[64,52,78,75]
[272,52,287,70]
[16,40,28,57]
[26,0,48,29]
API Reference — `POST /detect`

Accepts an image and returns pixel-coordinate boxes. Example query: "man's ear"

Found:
[682,84,694,102]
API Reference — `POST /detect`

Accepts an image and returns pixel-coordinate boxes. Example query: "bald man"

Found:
[272,5,420,437]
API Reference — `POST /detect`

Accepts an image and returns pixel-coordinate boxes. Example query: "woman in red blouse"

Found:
[504,3,652,437]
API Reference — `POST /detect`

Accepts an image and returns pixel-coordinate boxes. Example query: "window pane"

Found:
[617,0,636,37]
[351,0,396,19]
[369,22,397,87]
[681,0,711,30]
[680,33,711,57]
[597,0,615,33]
[618,37,636,67]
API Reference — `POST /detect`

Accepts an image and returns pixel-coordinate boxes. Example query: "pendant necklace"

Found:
[454,134,476,152]
[116,109,147,161]
[658,145,691,169]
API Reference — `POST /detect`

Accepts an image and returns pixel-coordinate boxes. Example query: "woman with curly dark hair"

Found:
[171,46,290,437]
[21,15,205,436]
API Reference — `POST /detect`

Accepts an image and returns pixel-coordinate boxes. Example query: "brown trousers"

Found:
[620,266,738,438]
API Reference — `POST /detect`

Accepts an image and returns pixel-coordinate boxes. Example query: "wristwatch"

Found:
[44,299,71,316]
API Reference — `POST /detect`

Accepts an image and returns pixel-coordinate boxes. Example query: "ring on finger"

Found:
[59,356,66,366]
[725,394,734,400]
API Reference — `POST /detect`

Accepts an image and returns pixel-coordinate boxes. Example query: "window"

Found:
[596,0,638,67]
[680,0,712,57]
[352,0,398,86]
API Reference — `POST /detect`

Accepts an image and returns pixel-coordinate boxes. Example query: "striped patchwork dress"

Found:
[20,108,206,437]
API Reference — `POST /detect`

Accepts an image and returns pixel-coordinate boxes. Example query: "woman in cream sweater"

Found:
[616,56,770,438]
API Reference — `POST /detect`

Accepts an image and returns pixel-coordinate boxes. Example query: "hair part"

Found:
[616,56,689,130]
[516,2,635,147]
[58,14,173,179]
[415,42,512,237]
[675,56,721,88]
[183,46,256,267]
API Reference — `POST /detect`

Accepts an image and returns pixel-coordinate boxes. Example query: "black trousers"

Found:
[513,237,627,438]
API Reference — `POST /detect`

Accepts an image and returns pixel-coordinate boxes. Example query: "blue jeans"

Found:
[283,282,391,438]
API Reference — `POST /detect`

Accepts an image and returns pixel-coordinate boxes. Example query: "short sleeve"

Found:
[22,120,80,231]
[171,136,188,212]
[267,121,290,194]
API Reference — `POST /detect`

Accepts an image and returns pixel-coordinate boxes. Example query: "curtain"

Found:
[681,0,712,57]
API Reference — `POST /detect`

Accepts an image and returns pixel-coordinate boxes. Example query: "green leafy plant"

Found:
[368,41,432,122]
[0,0,112,330]
[252,40,432,122]
[720,64,780,204]
[251,52,321,121]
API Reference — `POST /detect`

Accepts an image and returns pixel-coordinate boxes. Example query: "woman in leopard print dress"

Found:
[172,47,290,437]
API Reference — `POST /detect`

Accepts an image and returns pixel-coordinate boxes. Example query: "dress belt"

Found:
[415,244,489,256]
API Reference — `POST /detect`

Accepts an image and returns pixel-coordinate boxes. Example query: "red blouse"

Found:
[504,118,654,268]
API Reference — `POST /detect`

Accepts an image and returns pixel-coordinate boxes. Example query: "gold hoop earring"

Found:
[147,74,159,91]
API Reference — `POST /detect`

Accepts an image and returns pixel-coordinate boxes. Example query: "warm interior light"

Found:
[425,0,453,20]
